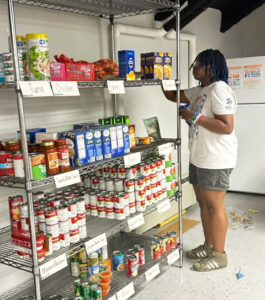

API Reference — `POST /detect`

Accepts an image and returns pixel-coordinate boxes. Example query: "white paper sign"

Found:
[127,213,145,231]
[39,253,67,280]
[51,81,80,96]
[19,81,54,97]
[85,233,107,255]
[157,199,171,214]
[108,295,117,300]
[167,249,180,265]
[116,282,135,300]
[162,80,177,91]
[124,152,141,168]
[158,143,172,156]
[145,263,160,282]
[107,80,125,94]
[54,170,81,189]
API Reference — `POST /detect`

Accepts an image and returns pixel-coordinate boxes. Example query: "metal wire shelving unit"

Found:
[1,0,183,299]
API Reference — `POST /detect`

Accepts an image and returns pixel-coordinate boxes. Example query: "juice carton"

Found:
[118,50,135,80]
[93,128,103,161]
[116,125,124,156]
[163,52,173,80]
[141,53,146,79]
[146,52,164,80]
[122,125,130,154]
[60,131,88,167]
[101,127,112,160]
[17,128,46,144]
[109,126,118,157]
[84,129,96,163]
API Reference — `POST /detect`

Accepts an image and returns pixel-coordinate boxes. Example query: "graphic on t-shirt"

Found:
[189,94,207,145]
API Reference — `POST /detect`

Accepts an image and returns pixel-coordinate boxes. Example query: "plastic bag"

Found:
[143,117,161,141]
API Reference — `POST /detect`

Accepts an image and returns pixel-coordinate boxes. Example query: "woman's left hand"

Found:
[179,108,194,122]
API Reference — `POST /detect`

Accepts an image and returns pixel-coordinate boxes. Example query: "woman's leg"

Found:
[197,189,228,253]
[193,185,213,246]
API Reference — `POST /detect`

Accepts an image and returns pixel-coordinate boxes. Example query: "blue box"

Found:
[101,127,112,160]
[118,50,135,80]
[122,125,130,154]
[84,129,96,163]
[109,126,118,157]
[18,128,46,144]
[60,131,88,167]
[116,125,124,156]
[93,128,103,161]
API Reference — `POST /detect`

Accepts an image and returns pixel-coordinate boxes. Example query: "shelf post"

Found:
[175,0,183,267]
[7,1,42,299]
[110,15,118,116]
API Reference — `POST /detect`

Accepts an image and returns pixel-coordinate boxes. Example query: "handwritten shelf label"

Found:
[116,282,135,300]
[39,253,67,280]
[127,213,145,231]
[157,199,171,214]
[54,170,81,189]
[19,81,53,97]
[167,249,180,265]
[162,80,177,91]
[85,233,107,255]
[124,152,141,168]
[107,80,125,94]
[158,143,172,156]
[51,81,80,96]
[145,263,160,282]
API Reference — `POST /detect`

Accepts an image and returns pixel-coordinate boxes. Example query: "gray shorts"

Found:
[189,163,233,191]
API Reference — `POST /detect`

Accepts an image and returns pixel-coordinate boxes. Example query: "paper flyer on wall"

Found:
[243,64,263,89]
[228,66,242,89]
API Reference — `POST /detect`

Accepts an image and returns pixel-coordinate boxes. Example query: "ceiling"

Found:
[155,0,265,33]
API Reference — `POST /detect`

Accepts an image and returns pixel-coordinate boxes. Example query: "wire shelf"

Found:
[0,232,180,300]
[0,140,176,189]
[10,0,176,18]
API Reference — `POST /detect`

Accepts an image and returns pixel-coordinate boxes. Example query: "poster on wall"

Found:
[243,64,263,89]
[228,66,242,89]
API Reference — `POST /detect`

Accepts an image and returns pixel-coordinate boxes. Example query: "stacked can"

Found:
[163,153,177,196]
[0,54,4,82]
[2,52,24,81]
[8,195,24,233]
[151,231,178,259]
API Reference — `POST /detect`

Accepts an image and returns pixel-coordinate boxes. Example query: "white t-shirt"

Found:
[184,81,238,169]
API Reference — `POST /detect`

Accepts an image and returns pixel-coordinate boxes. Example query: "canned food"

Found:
[21,217,29,231]
[127,248,139,264]
[151,240,161,259]
[57,206,69,222]
[112,251,125,271]
[110,167,118,179]
[52,236,61,251]
[99,177,106,190]
[168,231,178,249]
[126,254,138,277]
[76,198,86,214]
[79,225,87,239]
[136,200,146,212]
[45,208,58,225]
[98,207,106,218]
[114,195,125,208]
[19,203,28,218]
[95,168,103,177]
[77,212,86,226]
[48,198,61,208]
[114,178,124,192]
[126,167,137,179]
[135,190,145,201]
[103,167,110,178]
[68,201,77,218]
[135,244,145,265]
[124,179,135,192]
[70,228,80,244]
[129,204,136,214]
[59,220,70,234]
[47,223,60,237]
[135,177,145,191]
[160,234,171,252]
[140,163,150,176]
[39,222,46,234]
[83,175,91,188]
[118,166,126,179]
[128,192,135,203]
[80,281,90,299]
[105,178,114,192]
[0,152,14,176]
[91,177,99,190]
[29,153,46,180]
[150,162,157,174]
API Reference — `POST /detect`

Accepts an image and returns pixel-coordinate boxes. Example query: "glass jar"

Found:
[0,141,4,151]
[40,141,59,175]
[5,140,21,153]
[55,139,71,173]
[28,143,39,153]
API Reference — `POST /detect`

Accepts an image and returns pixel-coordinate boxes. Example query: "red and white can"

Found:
[114,179,124,192]
[105,178,114,192]
[98,207,106,218]
[135,178,145,191]
[70,228,80,244]
[0,152,14,176]
[124,179,134,192]
[99,177,106,190]
[68,201,77,218]
[115,207,126,220]
[52,236,61,251]
[59,220,70,234]
[91,177,99,189]
[95,168,103,177]
[140,163,150,176]
[118,166,126,179]
[103,167,110,178]
[47,223,60,237]
[110,167,118,179]
[135,190,145,201]
[126,254,138,277]
[150,173,157,185]
[150,162,157,174]
[129,202,136,214]
[136,200,146,212]
[79,225,87,239]
[115,195,125,208]
[45,208,58,225]
[57,206,69,222]
[90,205,98,217]
[76,198,86,214]
[126,167,137,179]
[77,212,86,226]
[60,232,70,247]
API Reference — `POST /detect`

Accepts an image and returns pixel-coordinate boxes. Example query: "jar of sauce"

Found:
[40,141,59,175]
[55,139,71,173]
[0,141,4,151]
[28,144,39,153]
[5,140,21,153]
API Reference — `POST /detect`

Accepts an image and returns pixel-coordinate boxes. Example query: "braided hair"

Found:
[191,49,229,85]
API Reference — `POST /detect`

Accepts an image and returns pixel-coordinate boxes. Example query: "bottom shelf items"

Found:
[1,232,180,300]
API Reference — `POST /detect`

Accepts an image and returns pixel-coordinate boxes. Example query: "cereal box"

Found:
[118,50,135,80]
[163,52,173,80]
[141,53,146,79]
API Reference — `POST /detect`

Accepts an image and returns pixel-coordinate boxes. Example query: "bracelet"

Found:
[191,111,202,125]
[197,114,205,124]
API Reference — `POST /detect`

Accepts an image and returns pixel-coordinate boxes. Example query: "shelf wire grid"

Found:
[0,232,180,300]
[9,0,175,18]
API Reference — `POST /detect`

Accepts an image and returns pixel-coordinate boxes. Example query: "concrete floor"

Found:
[132,192,265,300]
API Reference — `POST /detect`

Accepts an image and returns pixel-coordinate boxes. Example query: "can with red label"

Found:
[105,178,114,192]
[160,234,171,252]
[0,152,14,176]
[128,192,135,203]
[129,202,136,214]
[68,200,77,218]
[140,163,150,176]
[90,205,98,217]
[146,194,153,205]
[79,225,87,239]
[150,161,157,174]
[168,231,178,249]
[76,198,86,214]
[47,222,60,237]
[60,232,70,247]
[136,200,146,212]
[118,166,126,179]
[150,173,157,185]
[114,195,125,208]
[57,205,69,222]
[91,177,99,190]
[77,212,86,226]
[95,168,103,177]
[106,207,115,219]
[115,207,126,220]
[126,254,138,277]
[19,203,28,218]
[48,198,61,209]
[151,241,161,259]
[97,194,105,208]
[135,190,145,201]
[45,208,58,225]
[134,244,145,265]
[110,167,118,179]
[103,167,110,178]
[70,227,80,244]
[126,167,137,179]
[135,177,145,191]
[52,235,61,251]
[124,179,134,192]
[89,191,97,205]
